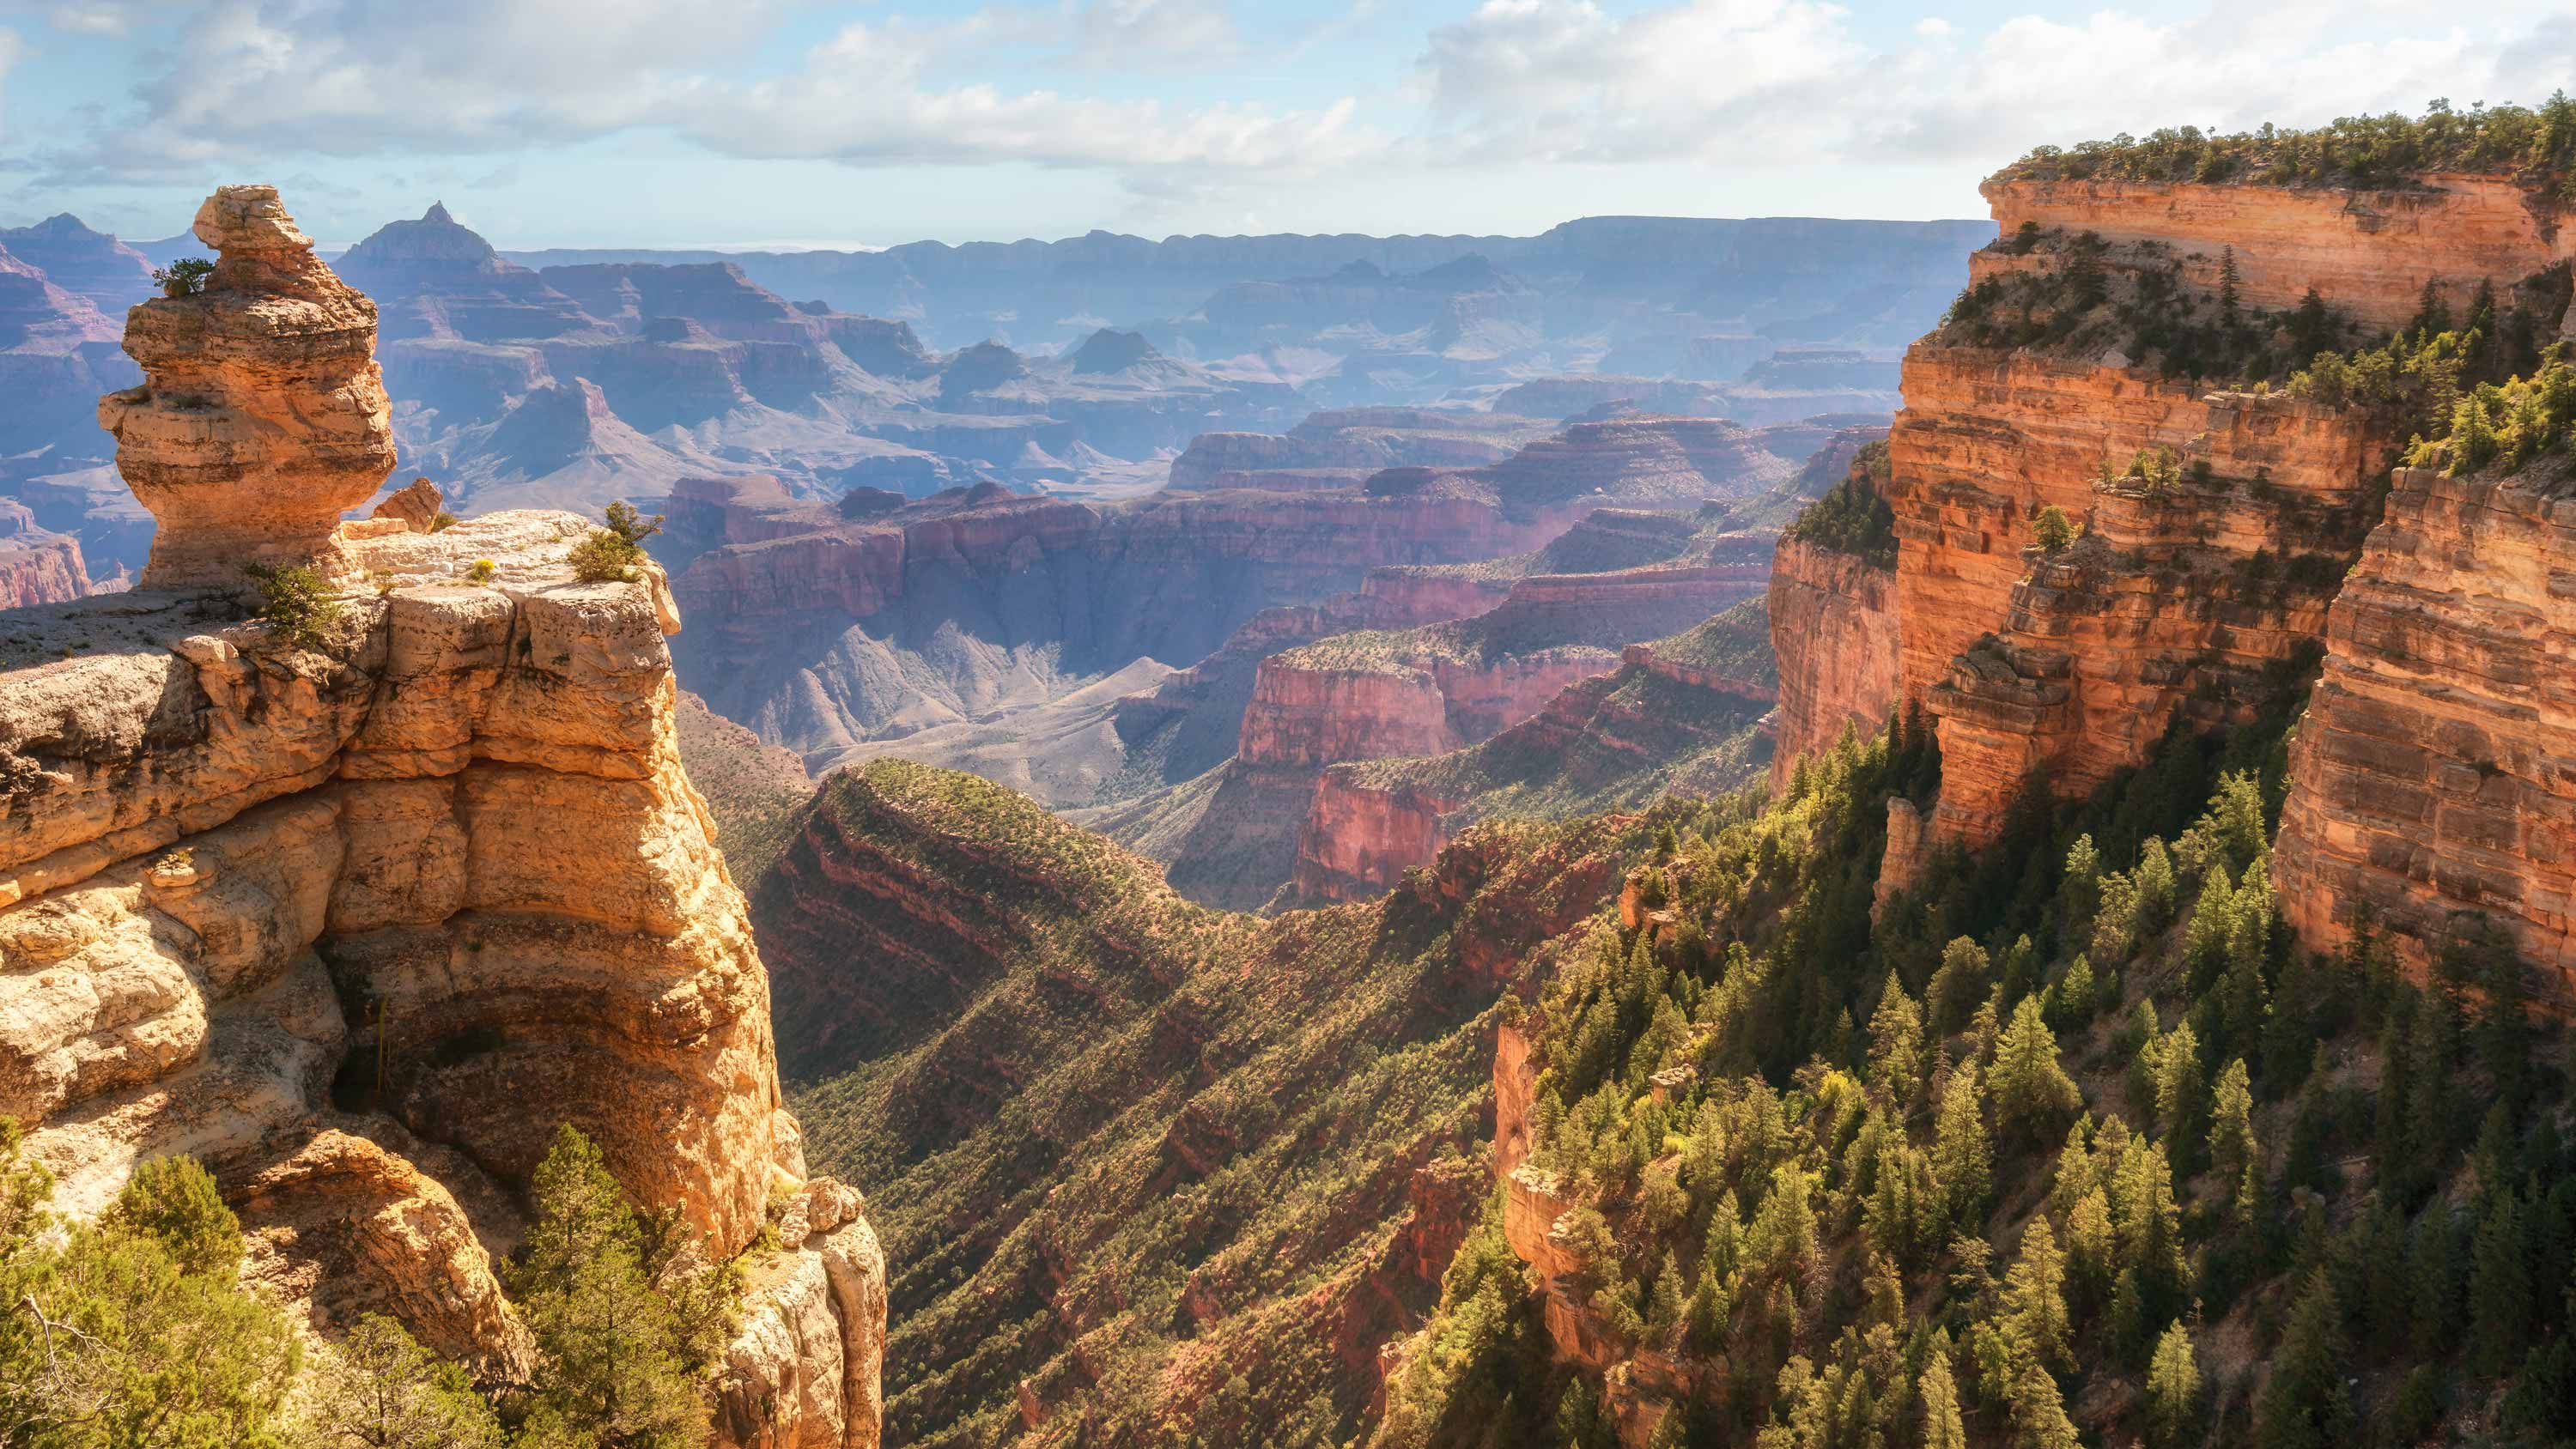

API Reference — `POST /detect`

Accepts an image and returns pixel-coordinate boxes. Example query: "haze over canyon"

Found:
[6,7,2576,1448]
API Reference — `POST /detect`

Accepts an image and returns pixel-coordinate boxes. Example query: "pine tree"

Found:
[513,1125,738,1449]
[1929,937,1991,1035]
[2008,1359,2082,1449]
[2254,1273,2352,1449]
[2153,1021,2208,1177]
[2057,834,2102,947]
[1866,973,1926,1111]
[1643,1252,1686,1344]
[2002,1217,2073,1371]
[1918,1350,1969,1449]
[2209,1058,2260,1223]
[2219,245,2243,326]
[0,1132,306,1449]
[2144,1320,2202,1446]
[292,1313,506,1449]
[2469,1187,2533,1378]
[1991,997,2082,1146]
[1934,1064,1992,1232]
[2408,1204,2458,1361]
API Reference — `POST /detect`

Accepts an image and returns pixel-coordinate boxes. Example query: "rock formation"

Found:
[1859,169,2563,856]
[1765,537,1898,789]
[3,186,880,1448]
[99,186,401,591]
[0,530,88,608]
[2272,464,2576,985]
[1285,601,1777,904]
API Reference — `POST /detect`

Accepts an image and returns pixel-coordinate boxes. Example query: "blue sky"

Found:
[0,0,2567,251]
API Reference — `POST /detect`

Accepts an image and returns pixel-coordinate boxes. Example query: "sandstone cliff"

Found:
[1284,601,1777,905]
[1874,168,2564,859]
[2,186,879,1449]
[1765,537,1897,789]
[2272,463,2576,985]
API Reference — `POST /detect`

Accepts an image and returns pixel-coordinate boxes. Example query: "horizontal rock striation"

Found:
[1766,537,1898,789]
[1923,391,2392,846]
[1984,174,2576,330]
[1283,603,1777,905]
[2272,465,2576,989]
[0,532,88,608]
[1879,167,2567,852]
[100,186,400,591]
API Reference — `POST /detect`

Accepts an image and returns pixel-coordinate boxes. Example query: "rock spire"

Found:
[97,184,397,591]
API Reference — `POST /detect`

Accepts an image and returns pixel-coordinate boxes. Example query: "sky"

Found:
[0,0,2568,252]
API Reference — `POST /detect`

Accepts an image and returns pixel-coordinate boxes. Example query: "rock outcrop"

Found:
[2272,464,2576,985]
[0,531,88,608]
[1285,602,1777,904]
[1765,537,1898,788]
[1880,169,2563,852]
[99,186,401,591]
[3,187,879,1449]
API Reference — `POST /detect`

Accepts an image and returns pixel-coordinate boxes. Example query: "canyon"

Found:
[1,187,880,1446]
[0,203,1985,589]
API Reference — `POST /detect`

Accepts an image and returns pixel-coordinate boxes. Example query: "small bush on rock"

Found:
[569,500,665,585]
[242,561,343,649]
[152,257,214,297]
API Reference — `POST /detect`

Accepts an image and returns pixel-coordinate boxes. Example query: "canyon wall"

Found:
[1982,174,2576,330]
[1878,170,2566,858]
[1285,603,1777,906]
[1765,537,1897,789]
[0,531,88,608]
[0,187,878,1448]
[2272,464,2576,986]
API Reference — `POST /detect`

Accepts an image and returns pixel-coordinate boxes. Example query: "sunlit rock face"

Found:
[99,185,399,591]
[2272,465,2576,991]
[3,185,883,1449]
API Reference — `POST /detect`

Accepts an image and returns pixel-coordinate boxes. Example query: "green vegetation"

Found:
[1942,228,2368,383]
[1379,667,2576,1449]
[151,258,215,298]
[0,1121,741,1449]
[466,559,498,585]
[770,759,1663,1448]
[1996,95,2576,198]
[241,562,344,650]
[2409,353,2576,479]
[0,1125,305,1447]
[570,502,665,585]
[1782,441,1896,567]
[2032,506,2077,555]
[511,1126,739,1449]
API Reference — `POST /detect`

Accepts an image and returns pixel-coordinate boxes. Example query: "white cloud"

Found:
[1410,0,2576,175]
[1066,0,1239,69]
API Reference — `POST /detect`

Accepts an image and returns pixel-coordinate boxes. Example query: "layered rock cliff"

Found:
[1285,601,1777,905]
[2,187,879,1449]
[1868,168,2565,858]
[2272,463,2576,985]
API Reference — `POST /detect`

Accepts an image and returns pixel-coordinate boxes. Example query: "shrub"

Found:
[466,558,497,585]
[569,500,665,585]
[2033,506,2079,555]
[429,511,459,533]
[152,257,215,297]
[241,561,343,649]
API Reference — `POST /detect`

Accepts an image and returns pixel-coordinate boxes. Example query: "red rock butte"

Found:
[98,184,398,591]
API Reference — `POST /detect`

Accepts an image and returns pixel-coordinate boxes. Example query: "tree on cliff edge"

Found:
[511,1126,738,1449]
